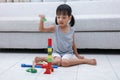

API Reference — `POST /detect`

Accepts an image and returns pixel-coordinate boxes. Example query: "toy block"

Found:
[48,46,52,48]
[26,61,37,73]
[21,63,58,68]
[48,48,52,53]
[43,38,55,74]
[48,38,52,46]
[42,18,47,22]
[26,68,37,73]
[44,68,51,74]
[48,62,52,67]
[48,52,52,55]
[51,68,54,72]
[41,64,48,68]
[47,58,52,62]
[44,63,54,74]
[21,64,42,68]
[48,55,52,58]
[38,61,47,64]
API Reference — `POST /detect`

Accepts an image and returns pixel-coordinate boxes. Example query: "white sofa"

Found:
[0,1,120,49]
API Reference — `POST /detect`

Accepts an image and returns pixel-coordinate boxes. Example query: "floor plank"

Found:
[77,54,118,80]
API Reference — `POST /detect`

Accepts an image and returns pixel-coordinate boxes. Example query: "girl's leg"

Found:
[61,54,96,67]
[61,58,96,67]
[34,53,62,66]
[52,53,62,66]
[52,56,61,66]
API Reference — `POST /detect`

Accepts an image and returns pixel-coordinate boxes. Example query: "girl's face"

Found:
[56,15,71,27]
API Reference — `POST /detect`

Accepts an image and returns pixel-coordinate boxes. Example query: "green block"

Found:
[38,61,43,64]
[42,18,47,22]
[26,68,37,73]
[47,58,52,62]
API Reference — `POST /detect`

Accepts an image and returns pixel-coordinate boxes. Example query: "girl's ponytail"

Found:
[69,15,75,27]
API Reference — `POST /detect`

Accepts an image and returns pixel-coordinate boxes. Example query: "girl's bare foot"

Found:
[77,55,84,59]
[87,59,97,65]
[35,57,46,63]
[79,56,84,59]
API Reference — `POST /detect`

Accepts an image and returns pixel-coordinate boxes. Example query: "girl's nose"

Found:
[59,18,63,21]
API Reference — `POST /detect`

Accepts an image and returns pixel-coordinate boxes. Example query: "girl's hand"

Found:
[76,55,84,59]
[39,15,45,19]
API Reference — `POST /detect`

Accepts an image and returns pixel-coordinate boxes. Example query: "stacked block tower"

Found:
[44,38,54,74]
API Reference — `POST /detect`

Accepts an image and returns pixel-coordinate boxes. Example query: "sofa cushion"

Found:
[0,1,120,32]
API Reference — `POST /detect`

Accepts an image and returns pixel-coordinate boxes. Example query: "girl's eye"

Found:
[57,16,66,19]
[57,17,60,19]
[63,17,66,19]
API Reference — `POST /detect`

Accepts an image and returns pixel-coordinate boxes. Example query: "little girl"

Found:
[35,4,96,67]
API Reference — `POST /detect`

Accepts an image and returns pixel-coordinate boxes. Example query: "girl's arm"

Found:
[72,33,84,59]
[38,15,55,32]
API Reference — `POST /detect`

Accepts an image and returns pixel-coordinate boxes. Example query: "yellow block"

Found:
[48,55,52,59]
[48,48,52,52]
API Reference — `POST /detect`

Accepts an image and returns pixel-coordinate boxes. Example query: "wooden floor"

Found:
[0,53,120,80]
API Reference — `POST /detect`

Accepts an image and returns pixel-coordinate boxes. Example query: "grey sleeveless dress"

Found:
[52,25,75,56]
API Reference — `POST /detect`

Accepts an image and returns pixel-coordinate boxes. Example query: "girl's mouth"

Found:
[59,22,63,24]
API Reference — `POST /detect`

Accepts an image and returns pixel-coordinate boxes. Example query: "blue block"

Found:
[21,64,42,68]
[21,64,58,68]
[48,46,52,48]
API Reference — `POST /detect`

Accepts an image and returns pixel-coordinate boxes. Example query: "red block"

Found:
[48,38,52,46]
[44,68,51,74]
[44,62,54,74]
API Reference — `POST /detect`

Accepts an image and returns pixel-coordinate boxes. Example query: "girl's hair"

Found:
[55,4,75,27]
